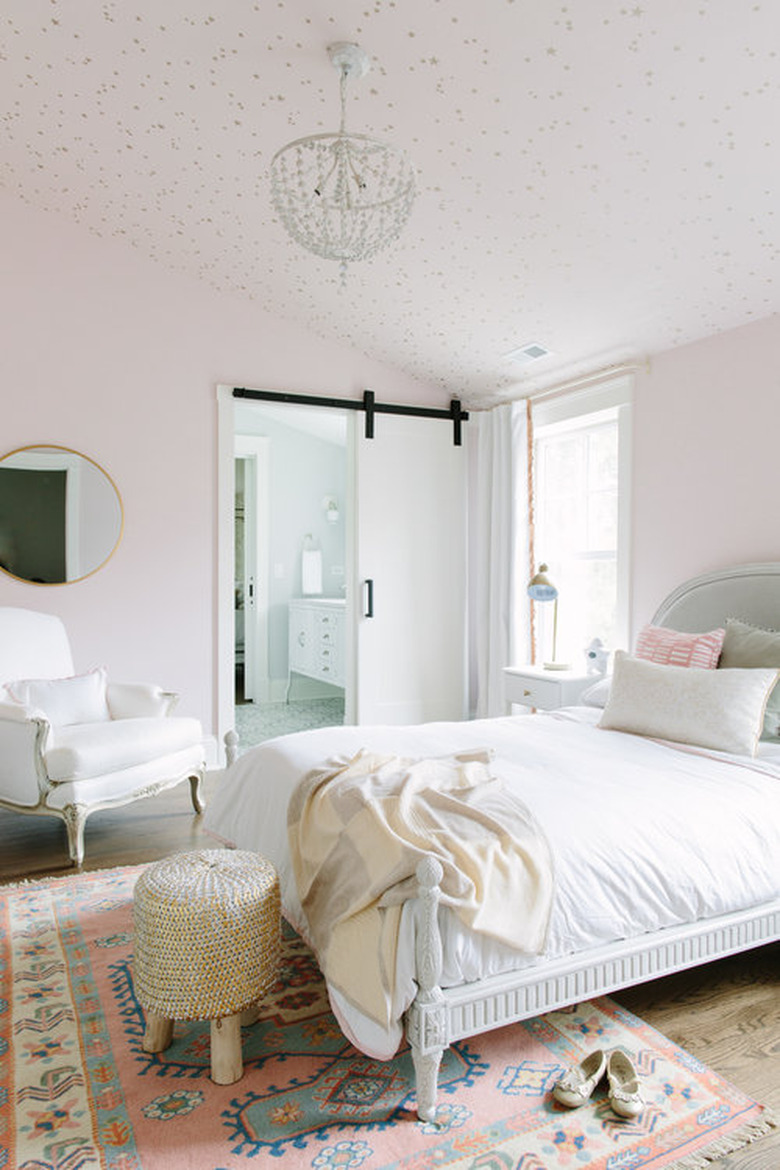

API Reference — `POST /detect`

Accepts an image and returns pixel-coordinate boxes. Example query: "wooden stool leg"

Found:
[210,1013,243,1084]
[143,1012,173,1053]
[240,1005,259,1027]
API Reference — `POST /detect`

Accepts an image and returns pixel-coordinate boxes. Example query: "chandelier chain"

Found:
[339,66,348,136]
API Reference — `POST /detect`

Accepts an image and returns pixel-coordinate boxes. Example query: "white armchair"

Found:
[0,607,206,866]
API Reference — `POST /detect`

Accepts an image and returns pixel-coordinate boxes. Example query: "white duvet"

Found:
[203,708,780,1058]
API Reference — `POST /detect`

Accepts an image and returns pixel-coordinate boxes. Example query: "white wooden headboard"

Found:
[653,562,780,633]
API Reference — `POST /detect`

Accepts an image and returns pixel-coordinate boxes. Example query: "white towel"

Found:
[302,548,322,595]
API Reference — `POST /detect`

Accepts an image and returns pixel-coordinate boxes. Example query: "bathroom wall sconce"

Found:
[323,496,340,524]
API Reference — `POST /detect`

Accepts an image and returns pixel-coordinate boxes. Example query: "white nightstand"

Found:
[503,665,593,711]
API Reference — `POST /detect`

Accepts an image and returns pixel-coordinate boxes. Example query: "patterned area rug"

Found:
[1,865,775,1170]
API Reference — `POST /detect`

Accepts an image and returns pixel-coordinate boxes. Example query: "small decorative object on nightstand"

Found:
[584,637,609,675]
[503,664,592,711]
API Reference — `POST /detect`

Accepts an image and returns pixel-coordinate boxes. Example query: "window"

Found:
[531,378,632,667]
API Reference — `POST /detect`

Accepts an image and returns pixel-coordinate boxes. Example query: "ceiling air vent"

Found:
[505,342,552,366]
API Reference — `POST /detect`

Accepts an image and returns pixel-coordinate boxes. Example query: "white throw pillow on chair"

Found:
[10,667,111,726]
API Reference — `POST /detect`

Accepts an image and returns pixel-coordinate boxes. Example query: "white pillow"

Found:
[581,676,611,708]
[10,668,110,726]
[719,618,780,738]
[598,650,778,757]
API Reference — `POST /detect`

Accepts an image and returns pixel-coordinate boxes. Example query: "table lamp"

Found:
[527,563,570,670]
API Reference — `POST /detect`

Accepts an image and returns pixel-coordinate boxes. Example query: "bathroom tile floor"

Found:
[233,696,345,754]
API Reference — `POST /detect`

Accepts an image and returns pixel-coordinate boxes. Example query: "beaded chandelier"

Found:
[270,43,416,281]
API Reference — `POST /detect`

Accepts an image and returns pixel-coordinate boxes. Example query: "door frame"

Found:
[235,435,270,703]
[217,386,236,759]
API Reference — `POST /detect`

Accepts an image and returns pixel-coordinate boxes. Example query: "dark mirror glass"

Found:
[0,445,123,584]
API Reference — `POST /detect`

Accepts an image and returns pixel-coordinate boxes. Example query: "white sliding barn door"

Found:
[352,414,467,726]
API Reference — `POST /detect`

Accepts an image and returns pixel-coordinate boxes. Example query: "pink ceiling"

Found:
[3,1,778,404]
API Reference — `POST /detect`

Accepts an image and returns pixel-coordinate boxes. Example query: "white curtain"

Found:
[472,401,530,717]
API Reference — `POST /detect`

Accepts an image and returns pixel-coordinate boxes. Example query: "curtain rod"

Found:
[232,387,469,446]
[525,360,646,406]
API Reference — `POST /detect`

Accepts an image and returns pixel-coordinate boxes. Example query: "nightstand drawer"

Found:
[503,667,592,710]
[509,674,564,710]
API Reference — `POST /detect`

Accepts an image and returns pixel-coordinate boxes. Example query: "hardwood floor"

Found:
[618,952,780,1169]
[1,780,778,1169]
[0,773,226,883]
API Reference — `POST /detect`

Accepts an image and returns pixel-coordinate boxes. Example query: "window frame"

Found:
[531,376,633,659]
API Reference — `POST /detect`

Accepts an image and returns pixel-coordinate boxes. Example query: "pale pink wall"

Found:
[0,194,444,743]
[631,313,780,631]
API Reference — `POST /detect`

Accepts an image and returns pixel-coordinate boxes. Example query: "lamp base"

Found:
[543,661,572,671]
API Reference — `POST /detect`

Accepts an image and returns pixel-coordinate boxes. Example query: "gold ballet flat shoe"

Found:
[607,1050,644,1118]
[552,1049,607,1108]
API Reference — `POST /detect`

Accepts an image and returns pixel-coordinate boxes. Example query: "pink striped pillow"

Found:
[634,624,725,669]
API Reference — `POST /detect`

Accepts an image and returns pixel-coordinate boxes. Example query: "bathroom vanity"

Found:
[287,598,345,696]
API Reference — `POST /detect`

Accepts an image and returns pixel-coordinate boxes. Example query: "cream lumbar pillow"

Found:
[599,650,778,756]
[719,618,780,739]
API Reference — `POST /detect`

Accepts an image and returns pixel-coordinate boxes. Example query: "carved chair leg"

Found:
[411,1043,444,1122]
[189,771,205,814]
[63,804,88,867]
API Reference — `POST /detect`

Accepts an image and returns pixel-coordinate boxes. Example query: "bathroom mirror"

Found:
[0,445,124,585]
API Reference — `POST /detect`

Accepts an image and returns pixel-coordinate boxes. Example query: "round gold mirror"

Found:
[0,445,123,585]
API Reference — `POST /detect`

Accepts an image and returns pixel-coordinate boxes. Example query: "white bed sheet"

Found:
[204,709,780,1057]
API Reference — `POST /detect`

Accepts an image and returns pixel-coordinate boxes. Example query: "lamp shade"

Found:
[527,564,558,602]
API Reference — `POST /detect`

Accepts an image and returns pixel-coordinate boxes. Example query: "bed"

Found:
[204,562,780,1120]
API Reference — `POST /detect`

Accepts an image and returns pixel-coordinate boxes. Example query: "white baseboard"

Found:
[203,734,220,768]
[265,676,344,703]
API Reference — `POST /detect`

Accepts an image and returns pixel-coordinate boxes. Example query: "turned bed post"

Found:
[406,855,447,1122]
[224,729,240,767]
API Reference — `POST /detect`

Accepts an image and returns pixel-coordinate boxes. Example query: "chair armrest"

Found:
[0,699,39,722]
[0,711,53,806]
[106,683,178,719]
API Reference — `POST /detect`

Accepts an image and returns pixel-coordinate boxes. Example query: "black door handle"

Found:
[363,578,374,619]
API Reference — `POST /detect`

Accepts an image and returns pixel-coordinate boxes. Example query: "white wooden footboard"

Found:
[404,856,780,1122]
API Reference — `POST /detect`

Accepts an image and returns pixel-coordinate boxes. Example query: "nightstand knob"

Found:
[523,688,532,697]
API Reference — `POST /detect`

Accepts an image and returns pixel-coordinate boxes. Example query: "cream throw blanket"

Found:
[288,748,554,1031]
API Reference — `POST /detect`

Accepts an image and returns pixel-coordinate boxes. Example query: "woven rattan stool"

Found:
[133,849,281,1084]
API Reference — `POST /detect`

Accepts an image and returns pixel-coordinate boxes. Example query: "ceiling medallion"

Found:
[270,43,416,283]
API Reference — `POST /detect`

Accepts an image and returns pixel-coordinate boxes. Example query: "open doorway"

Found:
[233,401,348,752]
